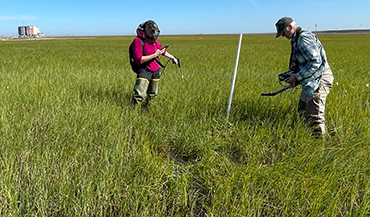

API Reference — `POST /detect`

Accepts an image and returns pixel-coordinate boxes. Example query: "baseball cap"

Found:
[275,17,293,38]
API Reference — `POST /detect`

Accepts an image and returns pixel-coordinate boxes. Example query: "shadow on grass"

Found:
[220,98,305,166]
[230,97,297,124]
[78,85,133,108]
[162,98,302,217]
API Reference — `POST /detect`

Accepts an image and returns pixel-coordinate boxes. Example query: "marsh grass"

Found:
[0,34,369,216]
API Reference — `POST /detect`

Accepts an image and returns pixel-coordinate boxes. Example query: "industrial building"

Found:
[18,25,43,38]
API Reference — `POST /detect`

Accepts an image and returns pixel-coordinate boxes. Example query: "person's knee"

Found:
[132,78,149,102]
[147,79,160,99]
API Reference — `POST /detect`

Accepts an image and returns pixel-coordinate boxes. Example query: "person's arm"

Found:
[141,49,163,63]
[163,51,178,65]
[156,41,178,65]
[294,33,323,82]
[132,38,164,64]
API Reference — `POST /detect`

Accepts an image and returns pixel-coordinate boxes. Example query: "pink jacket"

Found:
[131,29,166,72]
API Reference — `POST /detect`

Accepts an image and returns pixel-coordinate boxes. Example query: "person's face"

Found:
[282,25,294,40]
[145,27,154,38]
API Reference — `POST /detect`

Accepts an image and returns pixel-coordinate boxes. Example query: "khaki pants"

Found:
[298,70,334,135]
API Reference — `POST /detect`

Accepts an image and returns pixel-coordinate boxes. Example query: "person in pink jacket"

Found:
[129,20,178,107]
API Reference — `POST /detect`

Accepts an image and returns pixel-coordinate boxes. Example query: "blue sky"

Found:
[1,0,369,36]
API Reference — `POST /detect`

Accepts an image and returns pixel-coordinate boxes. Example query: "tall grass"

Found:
[0,34,369,216]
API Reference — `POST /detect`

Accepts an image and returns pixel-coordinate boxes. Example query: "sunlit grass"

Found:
[0,34,369,215]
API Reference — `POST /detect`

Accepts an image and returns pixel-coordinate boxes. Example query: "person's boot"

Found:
[312,123,326,139]
[147,79,160,100]
[143,79,160,108]
[131,78,149,107]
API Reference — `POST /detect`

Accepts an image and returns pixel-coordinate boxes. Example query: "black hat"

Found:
[275,17,293,38]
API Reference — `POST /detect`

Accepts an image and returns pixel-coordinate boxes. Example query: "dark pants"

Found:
[136,68,161,81]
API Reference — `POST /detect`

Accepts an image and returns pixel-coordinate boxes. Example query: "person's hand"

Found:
[172,57,179,65]
[154,49,163,58]
[287,72,297,84]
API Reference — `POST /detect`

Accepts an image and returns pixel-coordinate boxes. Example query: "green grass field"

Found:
[0,34,369,216]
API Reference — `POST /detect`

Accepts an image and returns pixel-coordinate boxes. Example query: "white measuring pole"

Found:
[227,33,243,120]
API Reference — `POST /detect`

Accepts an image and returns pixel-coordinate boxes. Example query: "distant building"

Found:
[18,25,44,38]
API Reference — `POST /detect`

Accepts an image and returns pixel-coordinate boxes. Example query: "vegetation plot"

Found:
[0,34,369,216]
